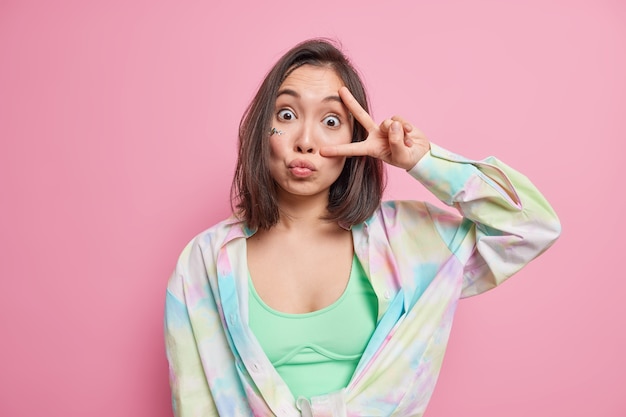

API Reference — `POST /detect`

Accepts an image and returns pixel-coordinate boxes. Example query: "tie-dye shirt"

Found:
[164,143,560,417]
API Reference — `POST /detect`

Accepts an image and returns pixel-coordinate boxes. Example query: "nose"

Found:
[293,122,317,154]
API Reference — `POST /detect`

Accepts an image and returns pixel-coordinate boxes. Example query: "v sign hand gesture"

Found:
[320,87,431,171]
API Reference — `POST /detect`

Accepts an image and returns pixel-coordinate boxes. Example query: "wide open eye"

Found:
[277,109,295,121]
[322,115,341,128]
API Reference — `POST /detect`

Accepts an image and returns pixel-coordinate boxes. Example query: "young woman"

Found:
[164,39,560,417]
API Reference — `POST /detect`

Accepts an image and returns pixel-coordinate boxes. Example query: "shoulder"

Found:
[369,200,459,227]
[191,215,248,252]
[362,200,466,252]
[167,215,247,295]
[186,215,250,261]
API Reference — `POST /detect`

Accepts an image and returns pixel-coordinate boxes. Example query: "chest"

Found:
[246,230,354,314]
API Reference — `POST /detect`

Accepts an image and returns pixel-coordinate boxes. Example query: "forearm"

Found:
[409,143,561,296]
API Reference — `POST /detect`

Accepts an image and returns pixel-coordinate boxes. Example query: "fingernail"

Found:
[391,121,400,132]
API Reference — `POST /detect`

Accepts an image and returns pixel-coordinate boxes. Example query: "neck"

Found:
[275,190,336,232]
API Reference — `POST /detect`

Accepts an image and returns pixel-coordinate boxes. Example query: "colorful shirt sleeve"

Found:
[408,143,561,297]
[164,240,221,417]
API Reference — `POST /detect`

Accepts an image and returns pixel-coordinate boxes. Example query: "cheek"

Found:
[323,131,351,149]
[267,137,290,179]
[329,156,347,173]
[340,125,353,145]
[268,137,284,158]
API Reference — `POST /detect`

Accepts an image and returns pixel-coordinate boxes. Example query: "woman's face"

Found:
[268,64,353,203]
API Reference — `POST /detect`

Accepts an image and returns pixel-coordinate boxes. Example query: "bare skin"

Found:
[247,218,353,314]
[247,65,430,314]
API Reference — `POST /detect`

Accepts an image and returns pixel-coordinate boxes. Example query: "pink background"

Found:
[1,0,624,416]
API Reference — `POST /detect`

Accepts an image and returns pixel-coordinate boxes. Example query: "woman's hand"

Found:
[320,87,430,170]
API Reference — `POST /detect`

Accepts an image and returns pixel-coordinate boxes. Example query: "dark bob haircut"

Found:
[231,38,386,230]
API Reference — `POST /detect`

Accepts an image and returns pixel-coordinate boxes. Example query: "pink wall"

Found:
[1,0,624,416]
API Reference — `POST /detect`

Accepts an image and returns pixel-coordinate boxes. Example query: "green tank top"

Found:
[248,255,378,399]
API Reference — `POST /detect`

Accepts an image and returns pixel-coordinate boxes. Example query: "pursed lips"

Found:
[288,159,316,177]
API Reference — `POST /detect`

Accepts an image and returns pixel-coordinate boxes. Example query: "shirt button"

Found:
[383,290,391,300]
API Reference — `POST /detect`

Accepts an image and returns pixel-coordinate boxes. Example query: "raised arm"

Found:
[323,86,560,296]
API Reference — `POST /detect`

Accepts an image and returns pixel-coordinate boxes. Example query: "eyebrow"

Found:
[276,88,343,104]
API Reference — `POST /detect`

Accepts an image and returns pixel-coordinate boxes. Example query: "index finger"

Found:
[339,86,377,131]
[320,141,370,158]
